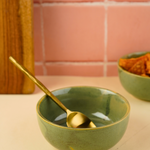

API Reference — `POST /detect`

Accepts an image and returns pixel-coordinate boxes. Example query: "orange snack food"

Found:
[129,59,146,75]
[146,61,150,74]
[119,53,150,77]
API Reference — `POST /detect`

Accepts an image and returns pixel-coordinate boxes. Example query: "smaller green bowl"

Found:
[36,86,130,150]
[118,51,150,101]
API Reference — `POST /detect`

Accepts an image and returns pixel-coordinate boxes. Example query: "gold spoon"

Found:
[9,56,96,128]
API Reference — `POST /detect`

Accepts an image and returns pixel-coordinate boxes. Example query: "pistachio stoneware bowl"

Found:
[118,51,150,101]
[36,86,130,150]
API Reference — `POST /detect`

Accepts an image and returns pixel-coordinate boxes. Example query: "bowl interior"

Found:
[37,87,129,128]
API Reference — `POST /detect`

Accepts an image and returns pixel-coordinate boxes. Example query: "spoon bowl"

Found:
[9,56,96,128]
[66,110,96,128]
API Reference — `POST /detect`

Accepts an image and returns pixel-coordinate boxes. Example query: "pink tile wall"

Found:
[107,5,150,61]
[46,63,104,76]
[35,64,44,75]
[33,1,150,76]
[33,6,43,61]
[43,5,105,62]
[34,0,41,3]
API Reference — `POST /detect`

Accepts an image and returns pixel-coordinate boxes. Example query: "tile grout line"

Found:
[103,0,108,77]
[42,2,105,6]
[35,62,43,65]
[40,2,47,75]
[41,1,150,6]
[35,61,117,65]
[105,1,150,6]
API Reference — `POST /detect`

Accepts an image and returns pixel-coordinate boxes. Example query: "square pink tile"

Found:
[35,64,44,75]
[107,6,150,62]
[43,5,105,62]
[42,0,104,2]
[46,63,104,76]
[33,6,43,61]
[106,64,118,76]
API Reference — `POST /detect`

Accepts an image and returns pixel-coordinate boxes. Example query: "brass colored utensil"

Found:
[9,56,96,128]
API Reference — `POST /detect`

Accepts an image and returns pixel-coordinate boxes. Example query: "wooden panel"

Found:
[0,0,35,94]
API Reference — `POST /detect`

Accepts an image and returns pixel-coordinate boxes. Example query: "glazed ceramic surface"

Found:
[36,86,130,150]
[118,51,150,101]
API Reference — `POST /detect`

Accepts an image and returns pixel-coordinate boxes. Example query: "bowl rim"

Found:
[36,86,130,130]
[117,51,150,79]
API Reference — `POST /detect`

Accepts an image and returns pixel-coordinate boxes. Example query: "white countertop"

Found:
[0,76,150,150]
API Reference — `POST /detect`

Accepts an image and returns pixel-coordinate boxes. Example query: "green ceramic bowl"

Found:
[36,86,130,150]
[118,51,150,101]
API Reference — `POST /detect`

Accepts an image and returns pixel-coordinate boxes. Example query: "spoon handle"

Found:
[9,56,68,112]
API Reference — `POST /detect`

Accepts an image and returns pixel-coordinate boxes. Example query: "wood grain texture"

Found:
[0,0,35,94]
